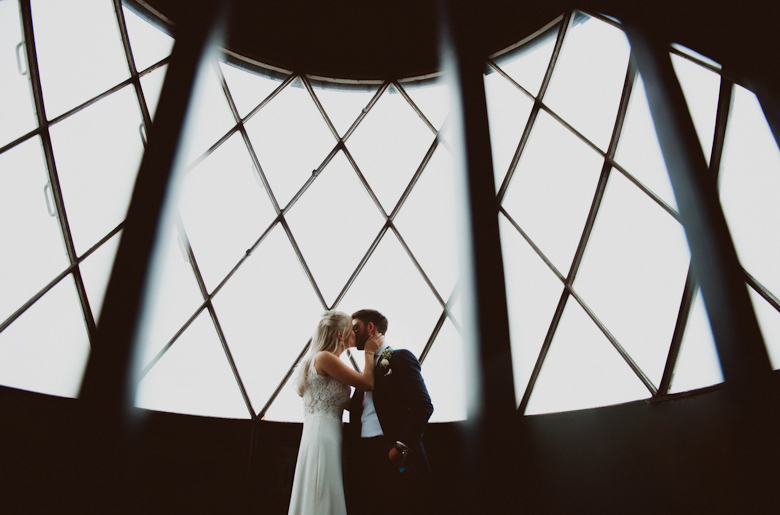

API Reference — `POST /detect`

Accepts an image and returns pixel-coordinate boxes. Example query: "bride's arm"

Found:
[316,337,380,390]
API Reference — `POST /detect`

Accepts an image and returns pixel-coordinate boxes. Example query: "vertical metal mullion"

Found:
[659,76,734,395]
[658,266,698,394]
[19,0,97,346]
[113,0,153,131]
[625,25,771,387]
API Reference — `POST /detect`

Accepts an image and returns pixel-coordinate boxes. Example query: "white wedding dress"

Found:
[288,358,351,515]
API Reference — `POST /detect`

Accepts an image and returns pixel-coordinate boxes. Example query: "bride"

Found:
[288,310,382,515]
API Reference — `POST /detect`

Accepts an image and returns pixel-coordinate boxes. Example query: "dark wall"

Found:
[2,374,779,513]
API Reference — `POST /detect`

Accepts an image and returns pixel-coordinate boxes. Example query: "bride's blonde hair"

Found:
[295,310,352,396]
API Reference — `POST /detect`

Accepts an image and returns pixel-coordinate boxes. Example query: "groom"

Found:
[346,309,434,515]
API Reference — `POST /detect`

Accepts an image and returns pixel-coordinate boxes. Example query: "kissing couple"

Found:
[287,309,434,515]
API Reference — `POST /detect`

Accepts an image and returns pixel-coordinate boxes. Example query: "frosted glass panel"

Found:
[749,288,780,371]
[670,288,723,393]
[50,85,144,255]
[671,53,720,163]
[314,83,379,137]
[499,215,564,404]
[211,225,324,415]
[286,151,385,306]
[0,0,36,147]
[720,86,780,298]
[140,64,167,120]
[484,68,534,189]
[245,78,336,209]
[575,172,690,385]
[544,13,630,150]
[79,230,122,323]
[347,85,435,213]
[492,23,558,97]
[526,299,649,415]
[179,133,277,292]
[122,5,173,72]
[135,309,250,418]
[134,220,204,369]
[220,62,283,119]
[615,75,678,209]
[394,146,460,300]
[0,274,90,398]
[31,0,129,118]
[502,111,603,274]
[0,136,69,323]
[423,318,467,422]
[339,231,442,358]
[403,81,450,131]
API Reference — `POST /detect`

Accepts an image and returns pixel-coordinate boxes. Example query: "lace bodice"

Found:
[302,358,351,419]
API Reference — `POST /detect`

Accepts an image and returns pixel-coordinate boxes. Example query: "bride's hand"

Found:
[364,333,383,354]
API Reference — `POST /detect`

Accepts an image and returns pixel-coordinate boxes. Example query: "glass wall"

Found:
[2,1,779,420]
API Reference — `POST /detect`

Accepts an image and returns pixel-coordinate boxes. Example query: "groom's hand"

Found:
[389,443,408,469]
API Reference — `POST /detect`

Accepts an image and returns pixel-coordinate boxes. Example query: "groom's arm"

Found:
[393,350,433,448]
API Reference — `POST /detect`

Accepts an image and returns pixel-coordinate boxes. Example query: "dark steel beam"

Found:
[439,0,518,511]
[624,25,771,388]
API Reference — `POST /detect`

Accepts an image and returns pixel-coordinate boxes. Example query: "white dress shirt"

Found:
[360,343,389,438]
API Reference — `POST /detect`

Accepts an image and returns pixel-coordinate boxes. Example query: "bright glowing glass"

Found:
[220,62,284,119]
[575,171,690,386]
[0,137,69,323]
[49,85,144,255]
[285,151,386,306]
[671,53,721,164]
[544,13,630,151]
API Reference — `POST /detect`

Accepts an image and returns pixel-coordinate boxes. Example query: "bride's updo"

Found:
[295,310,352,396]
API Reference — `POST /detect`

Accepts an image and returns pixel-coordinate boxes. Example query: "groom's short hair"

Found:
[352,309,388,335]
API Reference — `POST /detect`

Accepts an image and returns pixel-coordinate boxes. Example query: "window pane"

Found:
[575,171,690,385]
[79,230,122,323]
[502,110,603,274]
[484,68,534,189]
[245,77,336,209]
[719,86,780,297]
[402,80,450,131]
[211,224,324,415]
[122,5,173,72]
[220,62,284,119]
[615,75,678,209]
[134,220,204,369]
[135,309,250,418]
[671,53,721,164]
[423,317,467,422]
[492,22,559,98]
[140,63,167,120]
[0,0,36,148]
[339,231,443,358]
[347,84,435,214]
[0,136,69,323]
[526,298,649,415]
[749,288,780,371]
[285,151,385,306]
[31,0,130,118]
[0,274,90,398]
[313,82,380,138]
[499,215,564,405]
[669,287,723,393]
[50,85,144,255]
[179,57,237,167]
[544,13,630,151]
[394,146,460,300]
[179,133,277,293]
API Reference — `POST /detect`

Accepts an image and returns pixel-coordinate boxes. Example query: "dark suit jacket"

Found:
[348,348,434,474]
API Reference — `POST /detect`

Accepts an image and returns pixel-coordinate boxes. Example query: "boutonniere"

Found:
[378,347,393,376]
